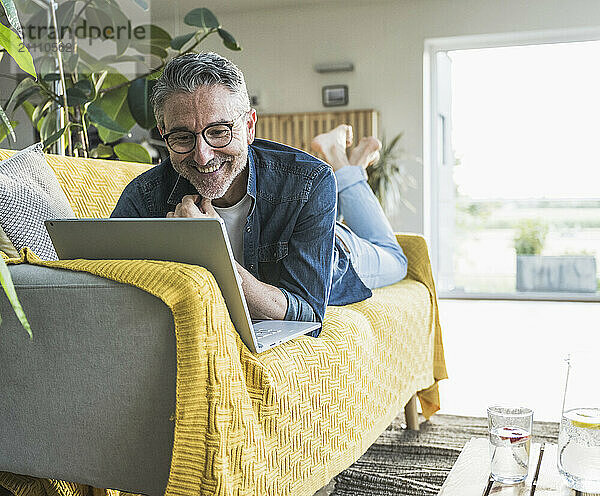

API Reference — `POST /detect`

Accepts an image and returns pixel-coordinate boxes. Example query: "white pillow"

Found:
[0,143,75,260]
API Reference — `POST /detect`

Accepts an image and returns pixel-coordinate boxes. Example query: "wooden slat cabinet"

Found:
[255,109,379,154]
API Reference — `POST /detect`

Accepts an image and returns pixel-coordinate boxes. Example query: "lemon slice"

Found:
[572,420,600,429]
[566,408,600,429]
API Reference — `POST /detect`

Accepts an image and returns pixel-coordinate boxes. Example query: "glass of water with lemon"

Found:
[558,351,600,493]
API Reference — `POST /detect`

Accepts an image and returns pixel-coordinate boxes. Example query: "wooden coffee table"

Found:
[438,437,599,495]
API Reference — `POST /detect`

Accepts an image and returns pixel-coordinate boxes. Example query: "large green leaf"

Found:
[36,55,58,78]
[0,106,15,141]
[170,32,195,51]
[31,99,53,127]
[12,0,39,16]
[127,78,156,129]
[130,24,171,49]
[0,23,35,77]
[184,8,220,29]
[22,4,47,33]
[64,52,79,74]
[0,257,32,339]
[96,72,135,142]
[218,28,241,51]
[97,73,128,115]
[107,2,131,56]
[39,108,57,142]
[75,79,94,96]
[148,24,172,48]
[114,142,151,163]
[42,73,62,82]
[6,78,40,112]
[97,102,135,142]
[85,6,114,42]
[55,1,76,38]
[1,0,22,38]
[85,5,112,27]
[87,102,127,133]
[42,123,70,150]
[21,100,35,121]
[66,86,90,106]
[22,99,44,136]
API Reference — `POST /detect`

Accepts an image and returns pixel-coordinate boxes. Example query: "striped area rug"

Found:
[316,414,559,496]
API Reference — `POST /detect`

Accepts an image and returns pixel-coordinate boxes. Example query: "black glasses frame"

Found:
[162,110,249,154]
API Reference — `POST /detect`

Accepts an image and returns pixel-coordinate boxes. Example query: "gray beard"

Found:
[181,156,245,200]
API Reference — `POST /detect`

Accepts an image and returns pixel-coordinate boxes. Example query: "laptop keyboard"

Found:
[253,327,282,338]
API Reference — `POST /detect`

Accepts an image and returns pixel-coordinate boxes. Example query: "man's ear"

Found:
[246,109,257,144]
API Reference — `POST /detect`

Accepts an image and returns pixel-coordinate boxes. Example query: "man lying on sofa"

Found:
[111,51,407,333]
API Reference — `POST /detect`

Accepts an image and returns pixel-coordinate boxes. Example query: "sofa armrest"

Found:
[395,233,448,416]
[395,233,436,287]
[0,264,176,495]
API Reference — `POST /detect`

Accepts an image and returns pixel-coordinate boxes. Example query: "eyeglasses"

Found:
[162,110,249,154]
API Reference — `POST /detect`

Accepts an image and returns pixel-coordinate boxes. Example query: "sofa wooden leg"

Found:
[404,394,419,430]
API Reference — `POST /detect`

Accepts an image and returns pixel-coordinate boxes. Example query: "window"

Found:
[428,38,600,300]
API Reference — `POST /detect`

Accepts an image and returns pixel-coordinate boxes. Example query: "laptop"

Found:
[45,218,320,353]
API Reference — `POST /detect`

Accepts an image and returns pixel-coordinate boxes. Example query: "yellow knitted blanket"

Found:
[0,233,446,496]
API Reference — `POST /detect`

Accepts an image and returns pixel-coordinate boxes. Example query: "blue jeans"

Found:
[334,166,408,289]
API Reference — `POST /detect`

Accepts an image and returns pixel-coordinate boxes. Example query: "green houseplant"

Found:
[0,0,36,337]
[514,219,596,292]
[513,219,547,255]
[4,2,241,162]
[0,0,36,140]
[0,2,241,336]
[366,133,417,217]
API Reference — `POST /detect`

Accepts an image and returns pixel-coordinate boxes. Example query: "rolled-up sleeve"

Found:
[279,287,317,321]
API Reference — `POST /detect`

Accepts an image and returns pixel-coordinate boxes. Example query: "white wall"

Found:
[152,0,600,233]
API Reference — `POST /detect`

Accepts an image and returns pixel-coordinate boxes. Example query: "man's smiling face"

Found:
[161,84,256,206]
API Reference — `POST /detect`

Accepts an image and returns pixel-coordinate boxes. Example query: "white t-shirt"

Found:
[213,194,252,264]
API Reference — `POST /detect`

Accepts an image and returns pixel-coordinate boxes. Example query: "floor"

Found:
[436,299,600,422]
[312,299,595,495]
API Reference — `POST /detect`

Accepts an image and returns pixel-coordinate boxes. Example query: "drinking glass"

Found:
[487,405,533,484]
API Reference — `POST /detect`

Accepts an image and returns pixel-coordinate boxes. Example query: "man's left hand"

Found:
[167,195,220,219]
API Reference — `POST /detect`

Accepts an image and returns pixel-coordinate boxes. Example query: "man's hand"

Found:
[167,195,220,219]
[167,197,287,319]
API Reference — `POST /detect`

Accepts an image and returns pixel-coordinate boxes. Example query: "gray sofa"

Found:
[0,148,446,496]
[0,265,176,495]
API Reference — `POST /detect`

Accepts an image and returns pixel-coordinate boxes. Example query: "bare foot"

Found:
[348,137,382,169]
[310,124,352,171]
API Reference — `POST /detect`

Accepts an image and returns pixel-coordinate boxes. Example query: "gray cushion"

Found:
[0,143,75,260]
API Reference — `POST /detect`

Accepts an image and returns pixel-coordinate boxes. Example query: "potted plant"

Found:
[0,2,242,338]
[3,3,241,162]
[366,133,417,217]
[515,220,596,293]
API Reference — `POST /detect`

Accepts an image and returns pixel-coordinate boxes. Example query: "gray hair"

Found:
[151,52,250,128]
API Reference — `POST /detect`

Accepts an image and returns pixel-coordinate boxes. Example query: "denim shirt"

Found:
[111,139,371,328]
